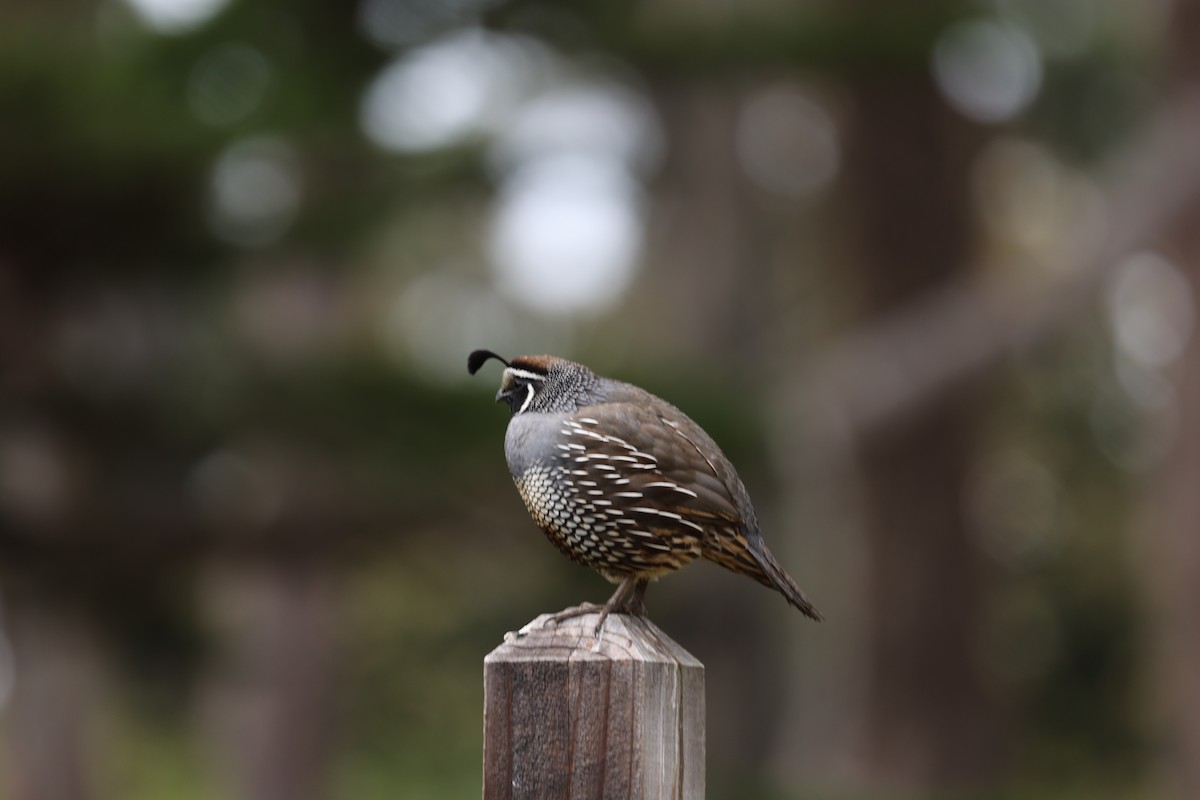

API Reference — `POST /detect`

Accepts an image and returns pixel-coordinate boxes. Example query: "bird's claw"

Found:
[546,602,605,627]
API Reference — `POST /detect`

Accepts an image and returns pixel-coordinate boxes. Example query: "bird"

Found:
[469,349,822,631]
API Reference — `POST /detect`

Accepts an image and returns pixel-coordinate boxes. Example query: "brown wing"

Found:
[567,397,823,620]
[561,401,748,538]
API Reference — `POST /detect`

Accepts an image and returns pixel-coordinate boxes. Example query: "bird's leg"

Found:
[626,578,649,617]
[589,576,641,633]
[547,575,649,634]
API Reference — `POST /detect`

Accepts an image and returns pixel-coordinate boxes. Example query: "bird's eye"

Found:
[496,367,546,415]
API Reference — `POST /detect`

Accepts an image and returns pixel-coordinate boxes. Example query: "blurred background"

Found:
[2,0,1200,798]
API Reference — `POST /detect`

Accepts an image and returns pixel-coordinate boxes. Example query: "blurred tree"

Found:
[1152,1,1200,797]
[2,587,101,800]
[0,3,496,798]
[841,25,998,791]
[201,565,338,800]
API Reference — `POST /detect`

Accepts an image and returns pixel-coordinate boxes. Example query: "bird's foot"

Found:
[622,593,647,618]
[504,603,610,641]
[551,601,607,620]
[537,578,652,637]
[546,602,606,628]
[556,600,648,637]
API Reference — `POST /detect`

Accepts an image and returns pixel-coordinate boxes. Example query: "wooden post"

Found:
[483,612,705,800]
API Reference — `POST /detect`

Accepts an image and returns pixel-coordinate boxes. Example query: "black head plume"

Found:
[468,349,510,375]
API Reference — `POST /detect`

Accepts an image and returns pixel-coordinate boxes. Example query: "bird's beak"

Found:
[495,370,518,405]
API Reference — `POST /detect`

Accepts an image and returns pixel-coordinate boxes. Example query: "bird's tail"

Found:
[752,544,823,621]
[704,532,823,621]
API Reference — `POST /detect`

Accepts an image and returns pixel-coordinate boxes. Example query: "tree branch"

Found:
[789,90,1200,449]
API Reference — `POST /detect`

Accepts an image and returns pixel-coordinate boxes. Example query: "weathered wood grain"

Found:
[484,612,705,800]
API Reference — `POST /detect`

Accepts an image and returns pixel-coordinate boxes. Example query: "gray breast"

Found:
[504,410,568,479]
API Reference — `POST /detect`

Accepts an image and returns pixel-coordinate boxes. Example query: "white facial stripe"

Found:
[517,382,536,414]
[505,367,546,383]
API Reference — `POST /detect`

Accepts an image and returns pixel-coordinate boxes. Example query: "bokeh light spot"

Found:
[972,137,1106,270]
[0,426,74,526]
[382,272,515,380]
[933,19,1042,123]
[736,86,840,199]
[122,0,229,34]
[489,83,662,178]
[1090,380,1179,471]
[1107,252,1194,369]
[996,0,1098,59]
[188,44,272,127]
[209,137,302,247]
[357,0,499,50]
[360,30,538,152]
[488,154,641,316]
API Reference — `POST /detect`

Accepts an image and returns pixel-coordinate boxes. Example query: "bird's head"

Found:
[468,349,594,416]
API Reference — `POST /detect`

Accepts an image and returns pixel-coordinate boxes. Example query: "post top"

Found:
[485,612,703,668]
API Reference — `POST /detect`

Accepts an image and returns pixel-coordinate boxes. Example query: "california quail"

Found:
[469,349,822,629]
